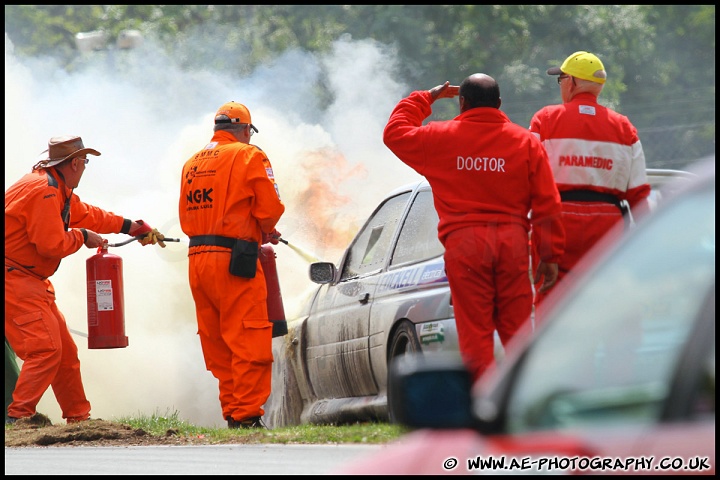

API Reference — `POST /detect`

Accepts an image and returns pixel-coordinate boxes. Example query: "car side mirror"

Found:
[309,262,337,284]
[388,352,477,429]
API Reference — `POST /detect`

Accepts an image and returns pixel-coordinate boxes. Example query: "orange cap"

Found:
[214,101,252,124]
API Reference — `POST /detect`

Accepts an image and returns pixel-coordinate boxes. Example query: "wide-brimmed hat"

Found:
[35,135,101,170]
[546,51,607,84]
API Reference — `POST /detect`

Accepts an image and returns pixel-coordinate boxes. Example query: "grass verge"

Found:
[116,409,407,444]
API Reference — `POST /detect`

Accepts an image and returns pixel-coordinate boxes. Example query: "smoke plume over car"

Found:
[4,30,421,427]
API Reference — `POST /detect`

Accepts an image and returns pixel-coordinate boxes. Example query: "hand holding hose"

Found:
[128,220,166,248]
[262,228,282,245]
[139,228,166,248]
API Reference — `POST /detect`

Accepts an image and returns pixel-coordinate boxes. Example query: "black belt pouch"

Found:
[229,239,259,278]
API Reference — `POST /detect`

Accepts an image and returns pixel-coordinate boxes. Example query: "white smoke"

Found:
[5,31,421,427]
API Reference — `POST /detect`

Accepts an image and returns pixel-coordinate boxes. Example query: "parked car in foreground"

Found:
[337,158,715,475]
[263,167,700,428]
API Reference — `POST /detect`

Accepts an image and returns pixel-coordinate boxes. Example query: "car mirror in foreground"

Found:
[309,262,337,284]
[388,352,476,429]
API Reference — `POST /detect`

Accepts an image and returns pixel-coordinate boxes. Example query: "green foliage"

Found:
[5,5,103,62]
[4,5,715,167]
[116,408,194,434]
[116,408,407,444]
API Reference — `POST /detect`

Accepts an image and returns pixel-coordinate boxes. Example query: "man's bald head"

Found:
[459,73,501,112]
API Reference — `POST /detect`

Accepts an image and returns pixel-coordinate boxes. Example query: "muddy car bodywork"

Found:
[265,180,459,427]
[264,168,696,428]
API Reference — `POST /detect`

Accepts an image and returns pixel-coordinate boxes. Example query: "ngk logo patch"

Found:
[185,188,214,211]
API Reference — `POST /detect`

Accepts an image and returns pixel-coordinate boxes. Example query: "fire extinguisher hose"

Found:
[107,233,319,262]
[106,237,182,247]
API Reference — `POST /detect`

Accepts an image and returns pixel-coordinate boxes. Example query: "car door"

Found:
[304,190,412,399]
[368,186,452,389]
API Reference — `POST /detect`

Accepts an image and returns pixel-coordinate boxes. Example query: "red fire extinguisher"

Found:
[86,242,129,349]
[259,244,288,337]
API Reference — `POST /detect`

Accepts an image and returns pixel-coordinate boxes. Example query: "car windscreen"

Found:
[340,191,411,280]
[390,189,444,266]
[504,182,715,433]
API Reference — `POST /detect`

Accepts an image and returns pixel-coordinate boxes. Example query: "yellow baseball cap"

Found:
[547,51,607,84]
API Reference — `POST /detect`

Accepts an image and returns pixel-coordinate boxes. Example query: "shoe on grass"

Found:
[227,415,267,429]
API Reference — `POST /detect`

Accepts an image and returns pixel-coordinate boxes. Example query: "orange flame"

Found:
[293,147,367,254]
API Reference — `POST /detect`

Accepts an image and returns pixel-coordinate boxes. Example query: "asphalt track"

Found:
[5,443,385,475]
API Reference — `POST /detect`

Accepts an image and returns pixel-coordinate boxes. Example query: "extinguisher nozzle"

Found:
[277,237,289,245]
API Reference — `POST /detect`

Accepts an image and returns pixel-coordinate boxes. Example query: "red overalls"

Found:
[529,92,651,317]
[384,91,565,381]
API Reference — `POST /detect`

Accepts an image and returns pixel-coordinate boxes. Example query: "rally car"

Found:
[263,168,697,428]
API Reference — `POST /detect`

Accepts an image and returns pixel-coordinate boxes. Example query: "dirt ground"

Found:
[4,413,233,448]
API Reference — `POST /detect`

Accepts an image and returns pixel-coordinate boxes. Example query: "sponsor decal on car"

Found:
[420,322,445,345]
[378,262,447,292]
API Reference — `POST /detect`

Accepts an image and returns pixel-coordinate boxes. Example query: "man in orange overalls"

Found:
[5,135,161,424]
[384,75,565,382]
[179,102,285,429]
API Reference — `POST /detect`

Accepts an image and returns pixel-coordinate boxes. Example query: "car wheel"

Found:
[387,321,422,424]
[389,320,422,360]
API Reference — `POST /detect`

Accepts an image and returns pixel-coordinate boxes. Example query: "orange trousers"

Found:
[4,268,91,422]
[187,250,273,422]
[443,223,533,382]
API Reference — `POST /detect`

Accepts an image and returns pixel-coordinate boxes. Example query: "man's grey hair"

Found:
[213,123,245,133]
